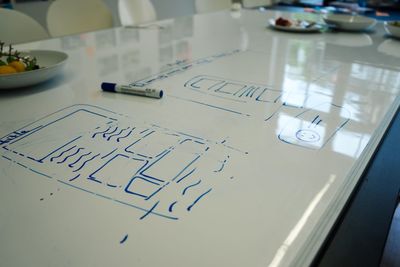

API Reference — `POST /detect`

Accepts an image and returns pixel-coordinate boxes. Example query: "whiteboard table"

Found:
[0,9,399,267]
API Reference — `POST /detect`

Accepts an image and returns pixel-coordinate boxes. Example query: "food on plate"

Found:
[0,65,17,75]
[0,42,40,75]
[274,17,316,29]
[275,17,292,27]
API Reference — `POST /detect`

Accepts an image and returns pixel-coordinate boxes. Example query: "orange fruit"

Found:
[0,65,18,75]
[8,60,26,72]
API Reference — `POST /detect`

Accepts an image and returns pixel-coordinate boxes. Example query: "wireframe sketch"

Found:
[180,75,352,150]
[0,105,242,220]
[278,103,351,149]
[181,75,283,119]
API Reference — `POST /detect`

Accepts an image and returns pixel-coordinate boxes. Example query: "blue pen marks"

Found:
[50,145,77,162]
[132,49,243,88]
[116,128,133,142]
[182,180,201,196]
[214,156,230,173]
[278,103,351,149]
[176,168,196,183]
[179,75,285,120]
[106,127,131,141]
[69,174,80,182]
[187,188,212,212]
[180,75,281,118]
[168,201,178,212]
[1,105,244,221]
[170,95,251,117]
[57,147,84,164]
[92,125,112,138]
[120,234,128,244]
[68,151,92,168]
[72,153,100,172]
[140,201,160,220]
[101,148,118,159]
[103,126,118,138]
[2,155,12,161]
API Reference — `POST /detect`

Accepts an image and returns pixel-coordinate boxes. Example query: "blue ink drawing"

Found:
[120,234,128,244]
[177,75,286,119]
[132,49,243,88]
[278,103,351,149]
[0,105,242,221]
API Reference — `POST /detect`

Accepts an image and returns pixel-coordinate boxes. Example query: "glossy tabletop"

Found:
[0,9,399,267]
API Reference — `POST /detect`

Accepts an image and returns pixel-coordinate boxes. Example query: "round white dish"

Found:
[384,21,400,39]
[0,50,68,89]
[269,19,322,33]
[323,14,377,31]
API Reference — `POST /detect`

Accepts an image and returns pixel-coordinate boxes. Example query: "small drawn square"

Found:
[125,176,162,199]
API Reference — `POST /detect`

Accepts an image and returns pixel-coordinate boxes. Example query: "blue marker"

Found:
[101,82,163,99]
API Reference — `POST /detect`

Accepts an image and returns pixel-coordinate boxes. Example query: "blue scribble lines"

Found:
[50,145,77,162]
[182,180,201,195]
[0,105,242,221]
[57,147,84,164]
[214,156,230,173]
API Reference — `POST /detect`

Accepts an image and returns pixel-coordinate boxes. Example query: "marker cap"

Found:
[101,82,116,92]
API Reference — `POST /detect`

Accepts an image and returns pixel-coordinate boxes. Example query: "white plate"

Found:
[323,14,377,31]
[269,19,322,33]
[0,50,68,89]
[384,21,400,39]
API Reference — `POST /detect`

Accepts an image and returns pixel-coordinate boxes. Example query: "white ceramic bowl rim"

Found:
[384,21,400,38]
[324,14,376,24]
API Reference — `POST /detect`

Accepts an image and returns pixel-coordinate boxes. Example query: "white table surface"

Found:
[1,9,399,267]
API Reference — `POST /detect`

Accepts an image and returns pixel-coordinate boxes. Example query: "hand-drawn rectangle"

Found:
[125,176,163,199]
[141,140,205,182]
[5,109,111,162]
[125,131,181,159]
[89,154,147,187]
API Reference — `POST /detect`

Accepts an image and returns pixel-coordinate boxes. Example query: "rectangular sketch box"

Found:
[141,139,205,182]
[125,131,181,159]
[4,109,111,162]
[125,176,164,199]
[89,154,147,187]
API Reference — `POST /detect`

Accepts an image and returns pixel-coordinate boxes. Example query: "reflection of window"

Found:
[118,0,156,26]
[332,130,370,158]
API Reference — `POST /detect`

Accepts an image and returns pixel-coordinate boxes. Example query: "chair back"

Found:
[118,0,157,26]
[0,8,49,44]
[242,0,275,7]
[195,0,231,13]
[47,0,113,37]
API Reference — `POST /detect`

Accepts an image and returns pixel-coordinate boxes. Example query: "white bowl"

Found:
[384,21,400,39]
[323,14,377,31]
[0,50,68,89]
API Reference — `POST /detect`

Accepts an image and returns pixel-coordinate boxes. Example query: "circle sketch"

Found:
[295,129,320,143]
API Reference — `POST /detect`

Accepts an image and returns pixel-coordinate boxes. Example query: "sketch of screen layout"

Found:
[278,103,351,149]
[183,75,286,119]
[0,104,239,221]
